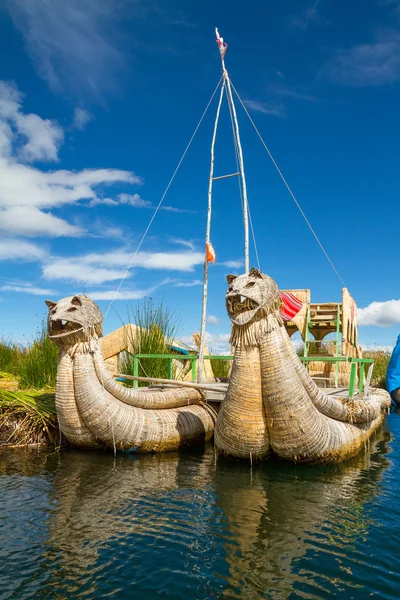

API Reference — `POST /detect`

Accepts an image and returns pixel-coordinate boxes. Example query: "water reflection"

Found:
[215,427,392,598]
[0,424,396,600]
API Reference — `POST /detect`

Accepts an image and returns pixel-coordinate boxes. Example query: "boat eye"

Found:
[245,281,255,288]
[67,307,78,312]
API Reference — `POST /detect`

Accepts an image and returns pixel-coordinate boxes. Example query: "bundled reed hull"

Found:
[215,269,391,464]
[47,295,216,452]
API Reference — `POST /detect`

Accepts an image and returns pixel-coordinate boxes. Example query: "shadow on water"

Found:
[0,420,398,600]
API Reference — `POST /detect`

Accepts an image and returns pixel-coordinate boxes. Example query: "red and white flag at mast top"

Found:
[215,27,228,59]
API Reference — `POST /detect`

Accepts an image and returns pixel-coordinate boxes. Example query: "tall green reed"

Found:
[120,299,182,386]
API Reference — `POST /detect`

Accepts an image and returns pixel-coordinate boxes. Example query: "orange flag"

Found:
[206,242,216,263]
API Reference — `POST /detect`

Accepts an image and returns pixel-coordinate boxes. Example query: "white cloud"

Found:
[0,81,63,162]
[134,251,204,271]
[42,249,205,285]
[0,239,44,261]
[88,288,154,301]
[0,206,83,237]
[161,205,195,214]
[207,315,220,325]
[181,331,231,355]
[72,108,92,131]
[4,0,126,97]
[176,280,203,287]
[221,259,244,269]
[172,239,196,251]
[1,283,57,296]
[90,193,150,208]
[358,299,400,327]
[244,99,285,117]
[325,33,400,86]
[42,261,128,285]
[0,81,142,238]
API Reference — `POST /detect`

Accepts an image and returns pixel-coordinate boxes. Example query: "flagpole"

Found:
[197,79,225,384]
[216,27,250,274]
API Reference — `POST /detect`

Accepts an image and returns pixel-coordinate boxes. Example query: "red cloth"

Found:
[206,242,215,263]
[280,291,302,321]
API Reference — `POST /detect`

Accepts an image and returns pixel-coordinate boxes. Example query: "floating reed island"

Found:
[46,268,390,464]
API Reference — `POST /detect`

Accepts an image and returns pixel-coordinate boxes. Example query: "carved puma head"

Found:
[226,268,281,326]
[46,294,103,345]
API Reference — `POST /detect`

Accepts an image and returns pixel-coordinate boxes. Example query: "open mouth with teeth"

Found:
[226,294,260,325]
[48,319,83,339]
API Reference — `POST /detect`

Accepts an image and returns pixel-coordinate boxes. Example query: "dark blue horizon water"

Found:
[1,413,400,600]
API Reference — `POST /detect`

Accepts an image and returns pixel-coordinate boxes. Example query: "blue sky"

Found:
[1,0,400,351]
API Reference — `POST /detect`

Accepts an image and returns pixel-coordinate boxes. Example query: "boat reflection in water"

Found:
[36,426,391,599]
[0,425,393,599]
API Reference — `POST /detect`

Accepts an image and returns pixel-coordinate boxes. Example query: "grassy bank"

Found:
[0,322,58,389]
[0,322,59,446]
[0,389,58,446]
[363,351,390,389]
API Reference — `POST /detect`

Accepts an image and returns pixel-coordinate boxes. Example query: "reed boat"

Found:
[47,29,391,461]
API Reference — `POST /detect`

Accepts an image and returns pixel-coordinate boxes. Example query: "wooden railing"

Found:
[124,353,374,397]
[128,353,233,387]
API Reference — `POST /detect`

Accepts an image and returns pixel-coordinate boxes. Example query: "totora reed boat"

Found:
[47,29,391,462]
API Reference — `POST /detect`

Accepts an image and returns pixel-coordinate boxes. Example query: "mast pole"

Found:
[216,28,250,273]
[197,80,225,384]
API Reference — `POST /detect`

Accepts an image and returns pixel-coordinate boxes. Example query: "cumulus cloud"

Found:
[207,315,220,325]
[0,206,83,237]
[42,249,206,284]
[0,239,45,261]
[42,261,128,285]
[358,299,400,327]
[0,80,142,238]
[1,282,57,296]
[0,81,63,162]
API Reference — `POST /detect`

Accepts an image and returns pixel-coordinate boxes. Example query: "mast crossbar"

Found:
[212,171,241,180]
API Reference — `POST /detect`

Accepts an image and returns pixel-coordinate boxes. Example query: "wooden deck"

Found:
[204,383,352,403]
[204,383,352,409]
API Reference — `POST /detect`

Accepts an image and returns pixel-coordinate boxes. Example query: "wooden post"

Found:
[167,358,173,381]
[359,361,365,395]
[198,80,225,384]
[349,362,357,398]
[133,355,139,388]
[191,357,197,382]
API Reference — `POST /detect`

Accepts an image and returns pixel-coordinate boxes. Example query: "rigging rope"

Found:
[230,80,347,289]
[104,77,224,319]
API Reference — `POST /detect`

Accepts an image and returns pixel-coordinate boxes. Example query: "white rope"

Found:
[230,80,347,289]
[104,77,224,318]
[225,86,261,271]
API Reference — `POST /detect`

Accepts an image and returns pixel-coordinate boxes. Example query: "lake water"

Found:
[1,412,400,600]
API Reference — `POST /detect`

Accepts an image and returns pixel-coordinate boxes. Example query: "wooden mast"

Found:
[198,29,250,383]
[198,81,225,383]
